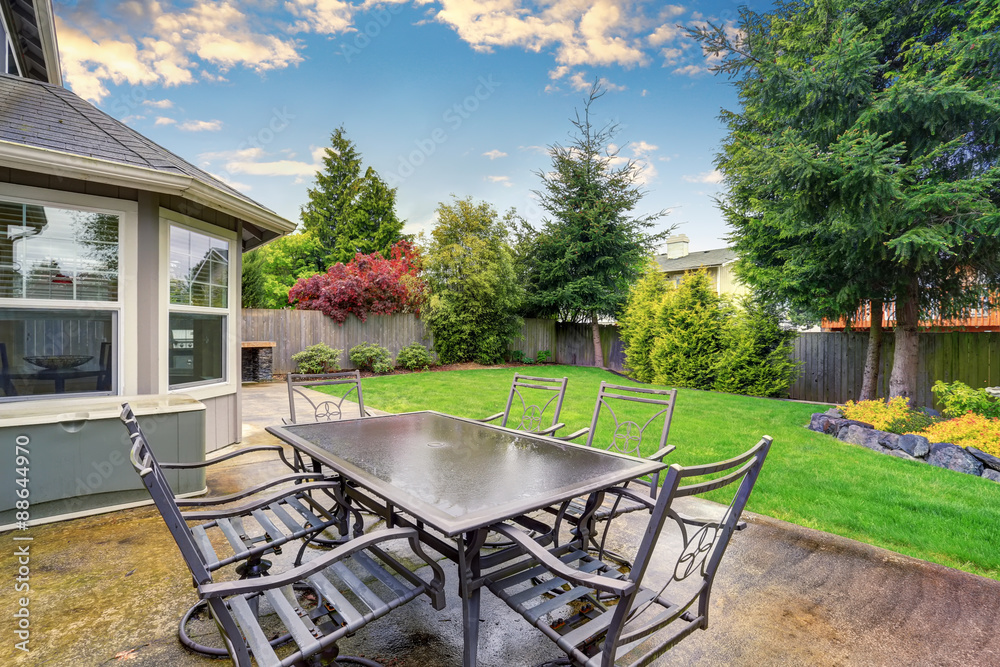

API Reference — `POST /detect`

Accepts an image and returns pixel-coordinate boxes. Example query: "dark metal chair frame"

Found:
[0,342,15,396]
[485,436,772,667]
[122,403,446,667]
[478,373,569,436]
[285,371,367,425]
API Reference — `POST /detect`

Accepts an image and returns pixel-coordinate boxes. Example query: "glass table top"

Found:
[268,411,665,536]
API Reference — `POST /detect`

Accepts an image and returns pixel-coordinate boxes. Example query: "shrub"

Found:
[536,350,551,364]
[931,381,1000,419]
[291,343,342,374]
[915,413,1000,458]
[840,396,920,432]
[349,342,393,374]
[713,296,800,398]
[289,240,426,324]
[619,263,670,383]
[396,342,432,371]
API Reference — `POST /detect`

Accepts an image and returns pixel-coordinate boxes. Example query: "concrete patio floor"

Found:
[3,381,1000,666]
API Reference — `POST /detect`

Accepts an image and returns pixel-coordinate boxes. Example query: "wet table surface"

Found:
[267,411,665,537]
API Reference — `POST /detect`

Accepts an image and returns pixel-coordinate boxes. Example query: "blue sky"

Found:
[53,0,773,252]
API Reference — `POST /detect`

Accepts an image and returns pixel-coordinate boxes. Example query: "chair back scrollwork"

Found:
[285,370,366,424]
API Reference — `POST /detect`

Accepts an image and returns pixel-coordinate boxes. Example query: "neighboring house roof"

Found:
[0,0,61,85]
[654,247,737,272]
[0,73,294,241]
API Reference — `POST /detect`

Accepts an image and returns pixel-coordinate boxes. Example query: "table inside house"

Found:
[266,411,666,667]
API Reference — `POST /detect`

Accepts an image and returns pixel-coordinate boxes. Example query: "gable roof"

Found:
[654,247,738,272]
[0,73,294,240]
[0,0,61,85]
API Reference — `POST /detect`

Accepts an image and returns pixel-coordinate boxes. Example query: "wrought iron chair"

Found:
[478,373,569,435]
[549,383,677,556]
[0,342,16,396]
[485,436,772,667]
[285,371,367,425]
[122,403,446,667]
[96,341,113,391]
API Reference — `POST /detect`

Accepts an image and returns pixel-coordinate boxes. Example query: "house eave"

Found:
[0,140,296,235]
[33,0,61,86]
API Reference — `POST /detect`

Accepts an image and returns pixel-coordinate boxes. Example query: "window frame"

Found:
[0,184,137,401]
[159,208,239,399]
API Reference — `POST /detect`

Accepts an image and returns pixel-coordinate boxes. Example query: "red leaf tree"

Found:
[288,240,426,324]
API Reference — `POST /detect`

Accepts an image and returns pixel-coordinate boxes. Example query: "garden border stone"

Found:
[808,412,998,483]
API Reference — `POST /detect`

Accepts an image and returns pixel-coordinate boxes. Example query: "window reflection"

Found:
[168,313,225,387]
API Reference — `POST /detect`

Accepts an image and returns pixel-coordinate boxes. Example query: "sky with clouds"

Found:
[53,0,773,252]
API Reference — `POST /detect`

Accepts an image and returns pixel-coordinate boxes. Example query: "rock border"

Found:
[808,409,1000,482]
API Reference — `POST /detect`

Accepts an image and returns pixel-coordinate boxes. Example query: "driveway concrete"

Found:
[3,381,998,666]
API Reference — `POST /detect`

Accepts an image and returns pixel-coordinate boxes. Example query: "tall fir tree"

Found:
[524,83,671,367]
[692,0,1000,400]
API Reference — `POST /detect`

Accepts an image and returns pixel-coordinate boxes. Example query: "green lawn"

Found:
[335,365,1000,580]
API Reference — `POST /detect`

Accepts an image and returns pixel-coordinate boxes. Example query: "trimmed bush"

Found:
[396,342,432,371]
[536,350,552,364]
[350,342,393,374]
[714,296,799,397]
[291,343,342,374]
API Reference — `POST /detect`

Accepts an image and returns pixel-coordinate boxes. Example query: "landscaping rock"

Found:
[808,415,873,436]
[966,447,1000,473]
[839,425,887,453]
[888,449,918,462]
[878,432,901,449]
[982,469,1000,484]
[823,407,843,418]
[896,434,931,458]
[926,443,984,476]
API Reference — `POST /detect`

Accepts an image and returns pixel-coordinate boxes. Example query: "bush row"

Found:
[291,341,433,375]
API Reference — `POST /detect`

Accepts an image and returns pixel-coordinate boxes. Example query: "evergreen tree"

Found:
[618,261,671,383]
[301,127,404,267]
[524,83,671,367]
[691,0,1000,400]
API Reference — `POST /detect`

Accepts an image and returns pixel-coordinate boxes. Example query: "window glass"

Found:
[168,312,226,388]
[0,308,115,398]
[0,201,119,301]
[169,226,228,308]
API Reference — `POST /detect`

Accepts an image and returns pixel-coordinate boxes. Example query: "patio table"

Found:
[266,410,666,667]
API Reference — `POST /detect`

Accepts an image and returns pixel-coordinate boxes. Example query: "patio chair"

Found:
[484,436,772,667]
[285,371,367,425]
[549,383,677,556]
[477,373,569,435]
[122,402,446,667]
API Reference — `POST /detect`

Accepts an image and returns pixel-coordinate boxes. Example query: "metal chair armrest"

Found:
[161,445,296,471]
[675,511,748,531]
[197,527,425,598]
[648,444,676,462]
[489,524,635,596]
[175,473,329,507]
[537,422,565,436]
[555,426,591,442]
[477,412,504,423]
[604,486,656,511]
[179,481,341,520]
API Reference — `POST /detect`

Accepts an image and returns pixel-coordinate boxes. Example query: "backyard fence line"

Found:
[241,310,626,374]
[789,331,1000,407]
[242,310,997,409]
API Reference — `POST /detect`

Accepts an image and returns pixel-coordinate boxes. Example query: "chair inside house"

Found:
[549,382,677,555]
[477,373,569,435]
[285,370,367,425]
[96,341,113,391]
[0,342,16,396]
[484,435,772,667]
[121,402,445,667]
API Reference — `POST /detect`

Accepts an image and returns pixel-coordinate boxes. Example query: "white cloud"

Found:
[286,0,357,34]
[178,119,223,131]
[487,175,512,186]
[483,149,508,160]
[143,98,174,108]
[227,159,320,176]
[567,71,625,92]
[199,147,264,162]
[683,169,724,184]
[154,116,176,125]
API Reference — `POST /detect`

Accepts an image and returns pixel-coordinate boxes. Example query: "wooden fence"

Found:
[789,332,1000,407]
[241,310,626,374]
[243,310,997,408]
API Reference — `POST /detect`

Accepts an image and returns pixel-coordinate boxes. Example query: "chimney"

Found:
[664,234,690,259]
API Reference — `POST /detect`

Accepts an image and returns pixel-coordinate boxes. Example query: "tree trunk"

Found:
[888,279,920,400]
[591,313,605,369]
[859,300,883,401]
